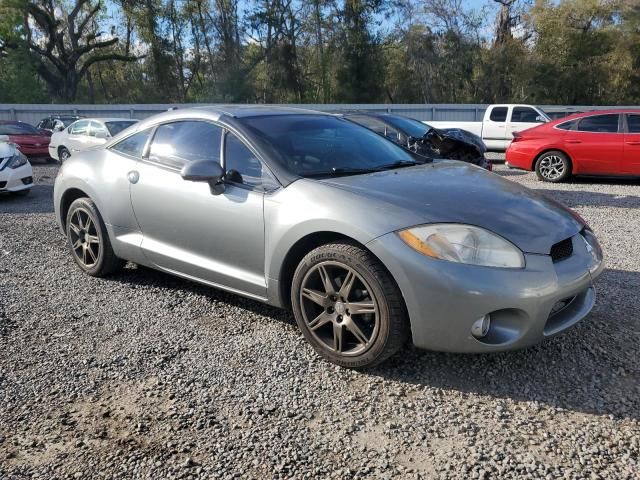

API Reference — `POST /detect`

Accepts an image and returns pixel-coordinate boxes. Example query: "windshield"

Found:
[241,115,418,177]
[384,115,430,138]
[106,121,138,136]
[0,122,41,135]
[536,108,552,122]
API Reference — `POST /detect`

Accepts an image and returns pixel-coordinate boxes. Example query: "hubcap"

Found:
[539,155,565,180]
[68,208,100,267]
[300,262,379,356]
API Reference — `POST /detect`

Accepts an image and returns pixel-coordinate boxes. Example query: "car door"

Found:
[623,113,640,175]
[506,106,545,140]
[102,129,153,264]
[482,106,508,149]
[129,120,269,299]
[563,113,623,175]
[66,120,91,152]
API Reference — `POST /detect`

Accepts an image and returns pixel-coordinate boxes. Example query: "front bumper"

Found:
[0,162,34,192]
[48,146,59,161]
[367,231,604,353]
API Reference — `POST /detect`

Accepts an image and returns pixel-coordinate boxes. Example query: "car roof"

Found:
[193,104,326,118]
[0,120,30,125]
[132,105,330,132]
[556,108,640,123]
[73,117,138,123]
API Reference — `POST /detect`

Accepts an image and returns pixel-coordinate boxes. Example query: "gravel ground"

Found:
[1,160,639,479]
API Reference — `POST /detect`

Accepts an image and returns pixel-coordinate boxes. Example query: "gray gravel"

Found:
[1,161,639,479]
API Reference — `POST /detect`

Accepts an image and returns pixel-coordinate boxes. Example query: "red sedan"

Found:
[0,121,51,159]
[506,109,640,182]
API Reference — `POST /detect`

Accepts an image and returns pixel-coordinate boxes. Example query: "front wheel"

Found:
[535,151,571,182]
[291,241,409,368]
[65,197,124,276]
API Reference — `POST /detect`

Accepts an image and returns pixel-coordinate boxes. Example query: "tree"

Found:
[334,0,384,102]
[3,0,139,102]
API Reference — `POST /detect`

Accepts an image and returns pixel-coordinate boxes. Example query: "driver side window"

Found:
[224,133,278,191]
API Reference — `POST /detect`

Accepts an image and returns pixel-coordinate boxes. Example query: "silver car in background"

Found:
[49,118,138,162]
[53,106,604,368]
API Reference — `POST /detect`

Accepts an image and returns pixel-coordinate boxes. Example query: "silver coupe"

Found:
[53,106,604,368]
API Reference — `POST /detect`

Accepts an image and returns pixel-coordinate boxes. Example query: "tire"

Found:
[65,197,125,276]
[59,147,71,163]
[535,151,571,183]
[291,241,409,368]
[11,189,30,196]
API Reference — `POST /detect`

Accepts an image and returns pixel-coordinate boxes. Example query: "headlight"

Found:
[7,152,28,169]
[398,224,525,268]
[581,229,603,273]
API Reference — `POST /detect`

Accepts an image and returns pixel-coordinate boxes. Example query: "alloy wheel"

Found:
[538,155,565,180]
[299,261,379,356]
[68,208,101,267]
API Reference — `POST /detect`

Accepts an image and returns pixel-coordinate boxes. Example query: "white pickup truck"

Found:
[427,104,551,151]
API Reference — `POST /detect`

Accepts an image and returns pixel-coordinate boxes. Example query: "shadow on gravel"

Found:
[495,169,528,177]
[0,185,54,214]
[534,189,640,209]
[371,267,640,421]
[105,264,294,326]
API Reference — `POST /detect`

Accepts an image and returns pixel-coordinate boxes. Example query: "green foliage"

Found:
[1,0,639,105]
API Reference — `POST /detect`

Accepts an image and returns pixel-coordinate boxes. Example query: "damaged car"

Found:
[341,111,491,170]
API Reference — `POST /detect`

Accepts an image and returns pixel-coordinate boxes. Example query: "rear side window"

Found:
[556,120,577,130]
[70,120,89,135]
[489,107,508,122]
[148,121,222,169]
[511,107,539,123]
[627,114,640,133]
[111,130,151,158]
[577,114,619,133]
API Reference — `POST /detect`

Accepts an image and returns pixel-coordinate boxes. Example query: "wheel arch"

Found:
[59,187,91,230]
[276,231,402,311]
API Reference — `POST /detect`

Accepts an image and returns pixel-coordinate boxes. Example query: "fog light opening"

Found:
[471,314,491,339]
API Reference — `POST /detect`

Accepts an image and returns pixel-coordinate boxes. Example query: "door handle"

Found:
[127,170,140,184]
[625,141,640,146]
[566,139,582,144]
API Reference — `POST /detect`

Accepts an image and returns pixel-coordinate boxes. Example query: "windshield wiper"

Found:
[303,167,379,178]
[303,161,419,178]
[372,160,419,171]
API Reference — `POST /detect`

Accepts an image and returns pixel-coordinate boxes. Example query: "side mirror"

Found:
[535,115,545,123]
[180,160,225,194]
[94,130,110,140]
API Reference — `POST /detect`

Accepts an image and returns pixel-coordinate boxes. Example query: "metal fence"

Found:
[0,103,635,125]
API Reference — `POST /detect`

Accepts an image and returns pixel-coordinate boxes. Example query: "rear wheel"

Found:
[291,241,409,368]
[59,147,71,163]
[65,197,124,276]
[535,151,571,182]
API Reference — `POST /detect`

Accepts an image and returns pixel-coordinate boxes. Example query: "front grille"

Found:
[550,237,573,262]
[0,181,6,188]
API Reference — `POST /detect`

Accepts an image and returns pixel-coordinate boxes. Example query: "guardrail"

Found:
[0,103,634,125]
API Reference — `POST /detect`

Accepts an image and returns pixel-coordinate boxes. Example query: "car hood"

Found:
[436,127,487,153]
[320,161,584,255]
[8,134,50,146]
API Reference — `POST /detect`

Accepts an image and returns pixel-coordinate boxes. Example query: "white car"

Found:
[48,118,138,162]
[0,136,33,196]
